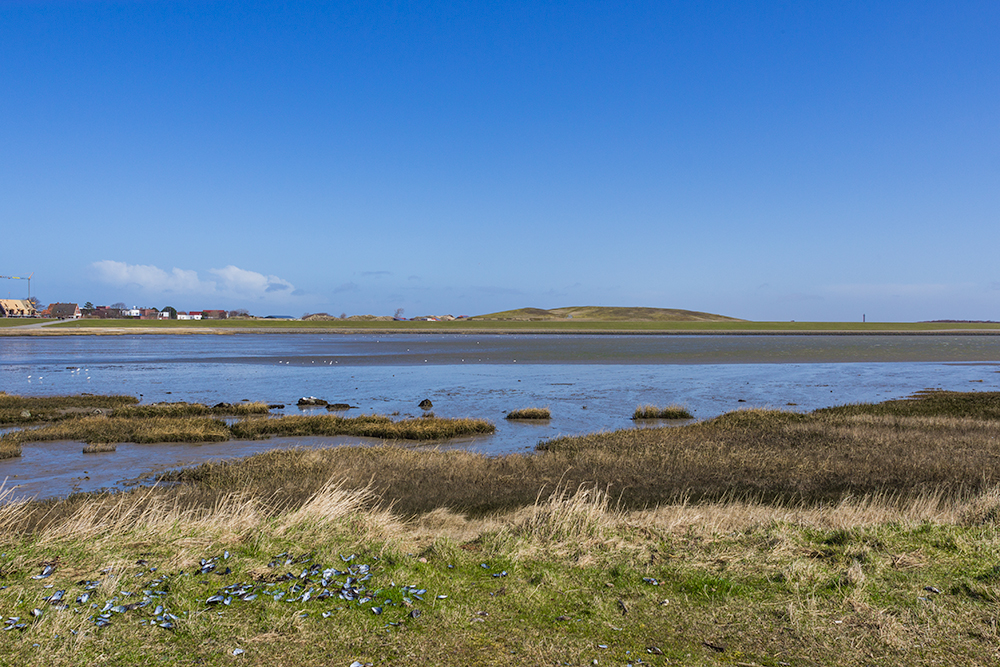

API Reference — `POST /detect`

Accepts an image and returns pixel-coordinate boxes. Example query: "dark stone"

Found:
[297,397,328,406]
[326,403,357,410]
[418,399,433,409]
[268,404,284,410]
[212,402,233,409]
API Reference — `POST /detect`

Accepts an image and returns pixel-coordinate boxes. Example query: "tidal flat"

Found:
[3,332,1000,500]
[4,391,1000,665]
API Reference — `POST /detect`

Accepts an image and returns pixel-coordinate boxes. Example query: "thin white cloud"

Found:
[91,260,205,293]
[91,260,297,301]
[209,265,293,294]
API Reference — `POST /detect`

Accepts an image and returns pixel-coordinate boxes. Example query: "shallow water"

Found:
[2,333,999,500]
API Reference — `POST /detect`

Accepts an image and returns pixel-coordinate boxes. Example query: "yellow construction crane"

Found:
[1,273,33,299]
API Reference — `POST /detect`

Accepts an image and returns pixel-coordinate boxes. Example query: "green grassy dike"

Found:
[5,392,1000,665]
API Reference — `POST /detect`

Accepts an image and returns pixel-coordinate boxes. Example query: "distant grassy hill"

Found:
[471,306,744,322]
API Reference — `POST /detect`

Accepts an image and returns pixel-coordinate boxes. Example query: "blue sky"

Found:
[2,1,997,320]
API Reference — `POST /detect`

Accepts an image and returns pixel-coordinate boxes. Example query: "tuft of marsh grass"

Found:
[0,440,19,459]
[631,403,693,419]
[505,407,551,420]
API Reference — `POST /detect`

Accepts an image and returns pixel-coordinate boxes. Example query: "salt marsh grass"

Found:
[113,401,270,418]
[631,403,692,419]
[229,414,495,440]
[6,481,1000,666]
[0,396,495,458]
[4,390,1000,665]
[0,392,137,425]
[505,407,551,420]
[1,415,232,448]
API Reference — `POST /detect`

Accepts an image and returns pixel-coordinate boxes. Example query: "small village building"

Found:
[201,309,228,320]
[0,299,36,318]
[90,306,123,319]
[49,303,81,320]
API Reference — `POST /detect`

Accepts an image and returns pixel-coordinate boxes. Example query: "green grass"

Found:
[472,305,744,322]
[5,483,1000,666]
[0,318,46,327]
[816,389,1000,420]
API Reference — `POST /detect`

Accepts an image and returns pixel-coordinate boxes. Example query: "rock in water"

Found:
[297,397,328,406]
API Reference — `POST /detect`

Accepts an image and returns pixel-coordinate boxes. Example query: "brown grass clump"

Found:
[631,403,693,419]
[505,407,551,420]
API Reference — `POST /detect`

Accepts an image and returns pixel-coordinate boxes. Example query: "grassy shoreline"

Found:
[5,391,1000,664]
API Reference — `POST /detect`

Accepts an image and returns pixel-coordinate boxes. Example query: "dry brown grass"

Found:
[0,392,137,424]
[230,413,495,440]
[505,407,551,420]
[631,403,693,419]
[113,401,270,418]
[1,414,231,446]
[0,411,494,457]
[155,392,1000,519]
